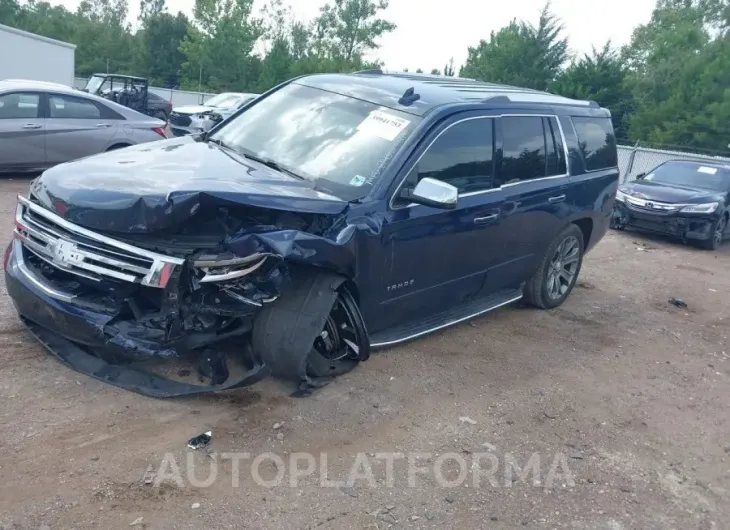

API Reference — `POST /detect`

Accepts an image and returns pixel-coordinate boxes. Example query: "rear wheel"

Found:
[698,215,727,250]
[523,224,585,309]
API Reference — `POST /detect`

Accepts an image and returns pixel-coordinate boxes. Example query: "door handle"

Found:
[95,123,112,128]
[21,124,42,129]
[548,194,566,204]
[474,213,499,224]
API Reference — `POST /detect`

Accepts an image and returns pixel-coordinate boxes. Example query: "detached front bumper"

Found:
[5,197,273,397]
[5,240,269,397]
[612,201,716,241]
[169,116,215,137]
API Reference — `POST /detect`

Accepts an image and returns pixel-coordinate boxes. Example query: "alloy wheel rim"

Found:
[715,217,727,246]
[547,236,580,300]
[313,295,361,362]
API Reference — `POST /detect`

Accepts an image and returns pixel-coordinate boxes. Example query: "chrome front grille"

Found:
[14,196,185,288]
[624,195,681,215]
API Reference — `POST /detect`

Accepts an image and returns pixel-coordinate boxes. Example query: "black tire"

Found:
[609,207,626,230]
[252,268,369,383]
[609,220,625,231]
[697,214,727,250]
[523,224,585,309]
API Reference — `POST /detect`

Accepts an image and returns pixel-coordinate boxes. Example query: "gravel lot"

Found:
[0,176,728,529]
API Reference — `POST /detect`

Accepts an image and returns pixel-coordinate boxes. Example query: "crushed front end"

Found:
[612,196,716,241]
[4,195,285,396]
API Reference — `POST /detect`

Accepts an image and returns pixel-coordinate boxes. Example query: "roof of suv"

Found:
[297,70,602,117]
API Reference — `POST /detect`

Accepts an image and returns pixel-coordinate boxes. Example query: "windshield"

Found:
[642,161,730,191]
[205,93,243,109]
[210,83,420,201]
[85,75,106,94]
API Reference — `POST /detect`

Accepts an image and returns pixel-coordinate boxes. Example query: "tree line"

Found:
[1,0,729,153]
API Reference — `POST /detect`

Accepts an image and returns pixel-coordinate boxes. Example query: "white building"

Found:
[0,23,76,86]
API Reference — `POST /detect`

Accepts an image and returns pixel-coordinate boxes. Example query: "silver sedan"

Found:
[0,79,169,174]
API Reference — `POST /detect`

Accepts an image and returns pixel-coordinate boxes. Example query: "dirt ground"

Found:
[0,176,728,530]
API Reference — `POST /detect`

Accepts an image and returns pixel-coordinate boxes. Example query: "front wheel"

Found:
[307,288,368,378]
[697,215,727,250]
[252,270,369,384]
[523,224,585,309]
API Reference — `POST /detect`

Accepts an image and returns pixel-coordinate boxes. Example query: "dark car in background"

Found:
[4,71,619,397]
[147,92,173,121]
[612,160,730,249]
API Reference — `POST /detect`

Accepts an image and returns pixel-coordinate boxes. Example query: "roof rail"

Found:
[354,69,384,75]
[484,95,510,104]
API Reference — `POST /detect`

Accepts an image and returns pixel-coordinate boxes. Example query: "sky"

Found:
[52,0,658,72]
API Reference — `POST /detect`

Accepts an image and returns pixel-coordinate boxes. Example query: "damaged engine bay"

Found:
[10,190,370,397]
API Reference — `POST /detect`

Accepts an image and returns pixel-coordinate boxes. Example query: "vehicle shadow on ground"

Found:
[616,227,730,256]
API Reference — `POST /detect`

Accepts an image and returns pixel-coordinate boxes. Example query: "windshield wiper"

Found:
[207,137,233,150]
[208,140,307,181]
[240,150,306,181]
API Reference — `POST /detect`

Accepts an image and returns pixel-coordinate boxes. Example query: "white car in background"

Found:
[168,92,259,136]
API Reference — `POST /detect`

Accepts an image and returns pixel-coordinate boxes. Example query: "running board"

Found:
[370,288,523,349]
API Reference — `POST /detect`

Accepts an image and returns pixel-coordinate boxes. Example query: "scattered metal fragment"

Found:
[669,298,688,309]
[187,431,212,450]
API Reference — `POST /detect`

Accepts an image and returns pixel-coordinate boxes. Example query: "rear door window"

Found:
[498,116,547,185]
[49,94,102,119]
[545,117,567,175]
[572,117,618,171]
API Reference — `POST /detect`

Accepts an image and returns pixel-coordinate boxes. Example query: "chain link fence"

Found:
[618,143,730,183]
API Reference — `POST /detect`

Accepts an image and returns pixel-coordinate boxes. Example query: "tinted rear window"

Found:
[572,117,617,171]
[499,116,546,184]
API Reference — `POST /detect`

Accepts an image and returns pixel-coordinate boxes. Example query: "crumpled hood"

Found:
[30,137,348,233]
[622,180,723,204]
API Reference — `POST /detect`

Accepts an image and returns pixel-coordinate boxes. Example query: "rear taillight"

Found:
[152,127,167,138]
[3,240,14,270]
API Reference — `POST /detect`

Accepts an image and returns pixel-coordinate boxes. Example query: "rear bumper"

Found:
[5,240,270,397]
[612,202,715,240]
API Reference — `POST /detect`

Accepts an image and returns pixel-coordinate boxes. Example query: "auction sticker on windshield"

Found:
[357,110,411,141]
[697,166,718,175]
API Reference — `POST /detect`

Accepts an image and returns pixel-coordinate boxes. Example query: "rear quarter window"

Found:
[572,117,618,171]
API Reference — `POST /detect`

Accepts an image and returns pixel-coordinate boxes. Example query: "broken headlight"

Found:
[193,253,272,283]
[191,253,282,307]
[680,202,719,213]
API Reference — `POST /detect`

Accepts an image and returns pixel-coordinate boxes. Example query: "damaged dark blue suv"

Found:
[4,71,619,397]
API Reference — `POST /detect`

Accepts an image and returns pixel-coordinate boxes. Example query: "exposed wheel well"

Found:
[106,143,131,151]
[342,279,360,303]
[287,263,360,303]
[572,218,593,250]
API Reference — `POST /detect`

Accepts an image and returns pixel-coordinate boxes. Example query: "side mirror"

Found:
[401,177,458,209]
